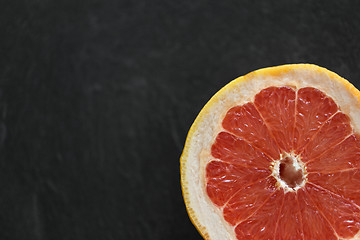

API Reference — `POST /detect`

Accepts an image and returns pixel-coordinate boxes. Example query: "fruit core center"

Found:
[279,156,304,189]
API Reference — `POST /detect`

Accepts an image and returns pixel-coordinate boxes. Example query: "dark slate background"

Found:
[1,1,360,239]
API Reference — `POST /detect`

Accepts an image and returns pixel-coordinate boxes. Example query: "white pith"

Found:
[271,152,307,193]
[180,64,360,240]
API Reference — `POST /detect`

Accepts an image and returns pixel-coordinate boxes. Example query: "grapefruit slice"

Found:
[180,64,360,240]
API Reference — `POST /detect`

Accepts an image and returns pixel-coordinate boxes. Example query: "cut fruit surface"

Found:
[181,64,360,240]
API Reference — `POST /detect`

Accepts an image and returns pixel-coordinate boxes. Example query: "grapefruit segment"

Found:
[306,134,360,173]
[297,188,338,240]
[300,112,352,163]
[234,189,284,240]
[222,103,280,160]
[206,160,271,207]
[308,170,360,206]
[305,183,360,239]
[275,192,304,240]
[254,86,296,152]
[211,131,273,168]
[223,176,277,225]
[294,87,338,152]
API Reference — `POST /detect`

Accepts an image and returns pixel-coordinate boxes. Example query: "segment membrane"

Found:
[222,102,281,160]
[294,87,338,152]
[275,192,304,240]
[223,177,277,225]
[300,112,352,163]
[305,183,360,239]
[211,131,273,168]
[306,134,360,173]
[297,188,338,240]
[308,170,360,207]
[254,86,296,152]
[235,189,284,240]
[206,160,271,207]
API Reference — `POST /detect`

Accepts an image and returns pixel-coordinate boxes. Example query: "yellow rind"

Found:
[180,63,360,240]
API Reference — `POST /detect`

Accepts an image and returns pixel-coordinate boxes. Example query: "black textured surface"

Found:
[2,1,360,240]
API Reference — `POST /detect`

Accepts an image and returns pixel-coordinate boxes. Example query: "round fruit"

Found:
[180,64,360,240]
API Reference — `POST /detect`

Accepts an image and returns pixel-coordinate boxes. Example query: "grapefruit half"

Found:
[180,64,360,240]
